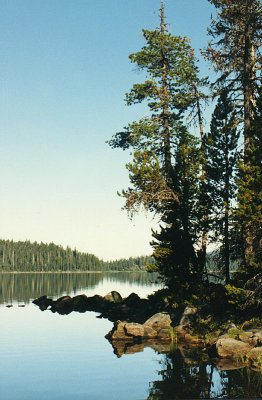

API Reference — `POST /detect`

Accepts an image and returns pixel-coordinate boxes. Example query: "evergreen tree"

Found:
[151,127,201,290]
[204,0,262,271]
[109,1,206,287]
[233,89,262,275]
[206,89,240,283]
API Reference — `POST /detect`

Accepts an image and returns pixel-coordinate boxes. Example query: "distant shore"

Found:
[0,270,147,274]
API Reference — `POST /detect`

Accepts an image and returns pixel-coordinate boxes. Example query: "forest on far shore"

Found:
[0,239,154,272]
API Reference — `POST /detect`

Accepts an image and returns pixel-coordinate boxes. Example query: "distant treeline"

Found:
[0,239,153,272]
[104,256,154,271]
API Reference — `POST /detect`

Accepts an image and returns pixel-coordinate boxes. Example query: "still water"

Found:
[1,272,262,400]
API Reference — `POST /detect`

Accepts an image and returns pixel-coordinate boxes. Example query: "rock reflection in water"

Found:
[147,349,262,399]
[109,340,262,399]
[109,339,171,358]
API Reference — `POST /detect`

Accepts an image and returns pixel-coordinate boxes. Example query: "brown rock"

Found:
[108,321,129,340]
[216,338,253,359]
[125,323,145,337]
[143,325,158,338]
[144,312,172,333]
[157,328,171,341]
[246,347,262,366]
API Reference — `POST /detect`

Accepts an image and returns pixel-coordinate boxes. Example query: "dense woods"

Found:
[0,239,153,272]
[109,0,262,300]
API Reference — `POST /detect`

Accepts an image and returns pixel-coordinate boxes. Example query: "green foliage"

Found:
[206,89,240,281]
[225,284,250,310]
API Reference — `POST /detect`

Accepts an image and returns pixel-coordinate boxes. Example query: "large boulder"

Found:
[125,323,146,337]
[104,291,122,303]
[144,312,172,333]
[55,296,72,309]
[106,320,158,340]
[216,338,253,359]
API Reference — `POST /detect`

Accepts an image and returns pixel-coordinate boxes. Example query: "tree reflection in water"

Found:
[0,272,159,304]
[110,340,262,399]
[147,348,262,399]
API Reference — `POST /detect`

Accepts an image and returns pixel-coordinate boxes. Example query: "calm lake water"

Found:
[1,272,262,400]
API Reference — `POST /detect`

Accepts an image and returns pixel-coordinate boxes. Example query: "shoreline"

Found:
[0,270,149,274]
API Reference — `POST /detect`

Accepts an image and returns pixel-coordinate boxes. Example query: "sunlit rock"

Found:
[104,291,122,303]
[216,338,254,359]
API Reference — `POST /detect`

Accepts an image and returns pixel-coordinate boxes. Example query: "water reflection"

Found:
[109,340,262,399]
[147,349,262,399]
[2,272,262,399]
[0,272,158,304]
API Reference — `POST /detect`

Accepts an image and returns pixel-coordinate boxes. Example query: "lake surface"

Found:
[1,272,262,400]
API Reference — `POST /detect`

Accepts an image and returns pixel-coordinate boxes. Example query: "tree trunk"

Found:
[224,127,230,283]
[194,85,208,269]
[243,25,257,268]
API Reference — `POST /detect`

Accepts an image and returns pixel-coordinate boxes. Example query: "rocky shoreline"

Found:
[32,291,262,370]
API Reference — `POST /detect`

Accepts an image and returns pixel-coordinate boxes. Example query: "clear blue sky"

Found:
[0,0,214,260]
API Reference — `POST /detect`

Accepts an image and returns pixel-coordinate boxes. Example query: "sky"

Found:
[0,0,215,261]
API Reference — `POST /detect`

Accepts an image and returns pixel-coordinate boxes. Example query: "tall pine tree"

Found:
[204,0,262,272]
[207,89,239,283]
[109,1,206,287]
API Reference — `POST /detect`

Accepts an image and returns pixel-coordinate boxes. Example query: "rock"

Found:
[106,320,158,341]
[105,313,173,341]
[143,325,158,338]
[239,332,258,347]
[251,330,262,345]
[124,292,141,306]
[106,321,130,340]
[216,338,253,359]
[177,307,198,333]
[144,312,172,333]
[125,323,145,337]
[55,296,72,309]
[104,291,122,303]
[157,328,171,341]
[32,295,53,308]
[246,347,262,367]
[71,295,89,310]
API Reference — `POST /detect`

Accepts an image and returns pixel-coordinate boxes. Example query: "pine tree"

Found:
[109,2,206,285]
[204,0,262,271]
[206,89,240,283]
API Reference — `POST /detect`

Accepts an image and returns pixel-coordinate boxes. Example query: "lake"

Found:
[1,272,262,400]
